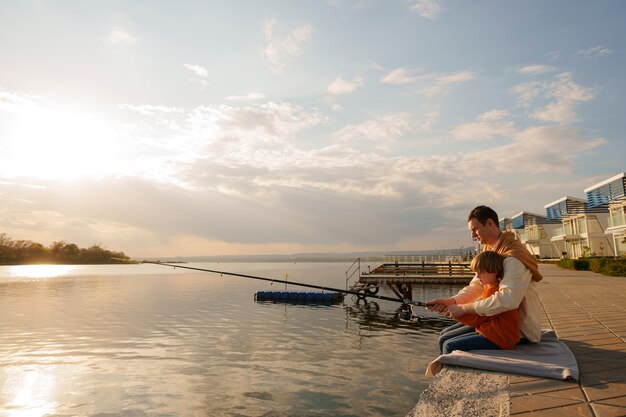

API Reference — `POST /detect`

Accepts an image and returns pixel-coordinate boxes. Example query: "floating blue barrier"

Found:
[254,291,343,304]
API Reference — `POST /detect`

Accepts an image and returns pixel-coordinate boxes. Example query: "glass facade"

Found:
[512,212,559,229]
[545,198,588,220]
[586,175,626,208]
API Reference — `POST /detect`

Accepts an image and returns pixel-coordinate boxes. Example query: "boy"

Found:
[439,251,520,354]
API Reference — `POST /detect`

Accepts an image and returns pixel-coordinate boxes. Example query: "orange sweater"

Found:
[456,283,520,350]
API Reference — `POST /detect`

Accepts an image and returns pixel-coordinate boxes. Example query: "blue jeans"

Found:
[438,322,475,354]
[441,330,502,354]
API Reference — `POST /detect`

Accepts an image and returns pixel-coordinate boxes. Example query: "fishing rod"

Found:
[142,261,431,307]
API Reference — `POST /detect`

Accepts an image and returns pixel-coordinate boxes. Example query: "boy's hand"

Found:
[426,297,456,313]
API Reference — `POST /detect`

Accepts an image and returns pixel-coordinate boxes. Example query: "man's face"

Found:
[468,218,495,245]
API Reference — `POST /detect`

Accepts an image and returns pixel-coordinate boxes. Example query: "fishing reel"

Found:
[398,304,422,323]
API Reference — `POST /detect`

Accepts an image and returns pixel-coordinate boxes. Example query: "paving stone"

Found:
[582,338,625,347]
[580,367,626,387]
[509,375,543,384]
[589,402,626,417]
[510,379,578,396]
[583,380,626,401]
[565,333,620,343]
[595,395,626,407]
[578,358,626,374]
[509,402,593,416]
[510,393,584,414]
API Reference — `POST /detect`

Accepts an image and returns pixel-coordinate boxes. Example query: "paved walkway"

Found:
[509,263,626,417]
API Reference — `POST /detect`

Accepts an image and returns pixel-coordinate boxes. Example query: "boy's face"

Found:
[476,270,498,286]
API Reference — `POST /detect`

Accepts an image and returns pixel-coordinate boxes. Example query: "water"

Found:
[0,262,461,417]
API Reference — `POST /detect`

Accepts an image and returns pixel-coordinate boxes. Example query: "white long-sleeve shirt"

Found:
[453,257,542,343]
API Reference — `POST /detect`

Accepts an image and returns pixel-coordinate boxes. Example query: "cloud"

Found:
[262,19,313,74]
[451,110,515,141]
[517,64,557,75]
[108,28,137,45]
[224,92,266,101]
[331,113,414,146]
[382,68,476,97]
[478,109,510,121]
[576,46,612,58]
[183,63,208,78]
[119,101,325,158]
[327,76,364,95]
[513,73,595,124]
[2,104,608,256]
[118,104,184,116]
[193,102,325,143]
[465,125,606,174]
[0,90,39,112]
[410,0,442,19]
[330,103,344,112]
[420,111,439,131]
[381,68,419,85]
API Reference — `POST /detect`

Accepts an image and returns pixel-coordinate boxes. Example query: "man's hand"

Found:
[426,297,456,313]
[444,304,466,318]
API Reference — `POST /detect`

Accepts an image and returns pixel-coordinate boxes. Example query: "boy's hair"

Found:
[470,251,505,279]
[467,205,499,227]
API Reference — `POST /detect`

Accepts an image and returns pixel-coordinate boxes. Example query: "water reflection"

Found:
[344,301,453,335]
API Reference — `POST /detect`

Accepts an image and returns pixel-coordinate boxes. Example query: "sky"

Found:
[1,0,625,258]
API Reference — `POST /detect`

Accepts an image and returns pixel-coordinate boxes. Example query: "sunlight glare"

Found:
[9,264,78,279]
[4,368,58,417]
[3,103,120,179]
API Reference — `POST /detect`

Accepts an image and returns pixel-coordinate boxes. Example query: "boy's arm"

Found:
[473,257,531,316]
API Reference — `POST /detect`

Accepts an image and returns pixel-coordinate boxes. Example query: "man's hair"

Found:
[470,251,504,279]
[467,205,499,227]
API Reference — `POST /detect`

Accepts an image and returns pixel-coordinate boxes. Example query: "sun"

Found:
[2,101,119,180]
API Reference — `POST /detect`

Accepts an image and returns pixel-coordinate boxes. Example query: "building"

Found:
[512,211,561,258]
[545,196,589,258]
[499,217,513,231]
[545,196,588,221]
[585,172,626,257]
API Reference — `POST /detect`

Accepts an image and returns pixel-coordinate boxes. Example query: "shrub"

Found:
[558,258,589,270]
[573,259,590,270]
[558,259,573,269]
[558,257,626,276]
[602,262,626,277]
[589,257,612,273]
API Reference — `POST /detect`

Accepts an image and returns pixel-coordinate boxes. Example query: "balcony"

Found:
[522,228,542,242]
[608,213,626,229]
[552,226,581,242]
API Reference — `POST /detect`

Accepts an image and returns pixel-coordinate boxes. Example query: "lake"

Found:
[0,262,461,417]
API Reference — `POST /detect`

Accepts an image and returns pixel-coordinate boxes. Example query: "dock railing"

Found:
[366,260,472,277]
[382,254,471,263]
[345,257,361,291]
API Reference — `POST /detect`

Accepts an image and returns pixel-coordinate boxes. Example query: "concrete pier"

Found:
[409,263,626,417]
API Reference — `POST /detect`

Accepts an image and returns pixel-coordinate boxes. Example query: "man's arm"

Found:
[453,275,483,304]
[427,275,483,312]
[473,257,531,317]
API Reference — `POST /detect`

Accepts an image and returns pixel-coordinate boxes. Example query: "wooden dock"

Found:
[353,261,474,300]
[359,261,474,284]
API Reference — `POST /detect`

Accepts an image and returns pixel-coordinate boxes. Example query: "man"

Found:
[428,205,543,350]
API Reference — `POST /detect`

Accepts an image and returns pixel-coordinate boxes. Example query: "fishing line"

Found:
[142,261,431,307]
